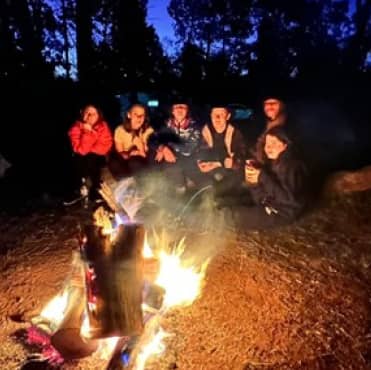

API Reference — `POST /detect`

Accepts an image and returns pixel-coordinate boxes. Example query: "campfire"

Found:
[24,179,209,369]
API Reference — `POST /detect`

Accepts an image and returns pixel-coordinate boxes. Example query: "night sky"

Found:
[146,0,357,54]
[147,0,174,46]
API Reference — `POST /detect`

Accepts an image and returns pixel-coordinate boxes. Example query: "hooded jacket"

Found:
[249,129,308,219]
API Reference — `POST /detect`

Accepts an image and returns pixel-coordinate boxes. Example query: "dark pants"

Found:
[73,153,106,199]
[108,152,150,180]
[216,184,295,230]
[229,205,291,230]
[155,156,200,188]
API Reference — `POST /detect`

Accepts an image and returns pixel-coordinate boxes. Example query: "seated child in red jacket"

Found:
[66,104,112,204]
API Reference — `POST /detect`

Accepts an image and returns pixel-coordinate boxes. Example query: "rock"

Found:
[323,165,371,196]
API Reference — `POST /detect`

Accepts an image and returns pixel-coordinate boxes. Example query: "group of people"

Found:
[66,94,310,230]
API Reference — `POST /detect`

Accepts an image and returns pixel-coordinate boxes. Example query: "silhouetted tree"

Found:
[344,0,371,72]
[168,0,254,73]
[75,0,96,82]
[0,0,55,81]
[175,42,205,98]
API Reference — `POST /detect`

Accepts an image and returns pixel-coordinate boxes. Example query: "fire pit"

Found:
[23,180,209,369]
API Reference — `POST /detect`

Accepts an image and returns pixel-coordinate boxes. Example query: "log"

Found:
[81,223,145,339]
[143,257,160,283]
[50,253,99,359]
[51,328,99,360]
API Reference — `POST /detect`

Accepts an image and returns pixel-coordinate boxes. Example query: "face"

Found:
[263,99,281,120]
[128,105,146,130]
[82,106,99,126]
[211,107,230,133]
[172,104,188,122]
[264,134,288,160]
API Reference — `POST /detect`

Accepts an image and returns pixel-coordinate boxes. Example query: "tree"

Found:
[175,42,205,97]
[75,0,96,82]
[168,0,254,74]
[344,0,371,72]
[91,0,171,91]
[0,0,55,81]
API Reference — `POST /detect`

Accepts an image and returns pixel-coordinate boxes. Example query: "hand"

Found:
[133,136,144,151]
[224,157,233,169]
[155,147,164,162]
[82,123,93,131]
[245,166,261,184]
[198,161,221,173]
[163,146,176,163]
[131,149,146,158]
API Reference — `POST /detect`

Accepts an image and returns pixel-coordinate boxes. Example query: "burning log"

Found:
[143,283,165,311]
[81,222,145,340]
[50,253,99,359]
[143,257,160,283]
[51,328,99,360]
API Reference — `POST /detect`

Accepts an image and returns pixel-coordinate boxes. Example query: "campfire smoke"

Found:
[28,177,211,369]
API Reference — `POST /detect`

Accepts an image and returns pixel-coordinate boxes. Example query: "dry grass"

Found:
[1,191,371,369]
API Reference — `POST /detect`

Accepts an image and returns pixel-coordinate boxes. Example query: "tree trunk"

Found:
[76,0,94,82]
[61,0,71,79]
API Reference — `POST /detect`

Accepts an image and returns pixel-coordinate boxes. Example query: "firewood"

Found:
[81,223,145,339]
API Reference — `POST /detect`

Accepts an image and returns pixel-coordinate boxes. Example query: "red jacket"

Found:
[68,120,113,156]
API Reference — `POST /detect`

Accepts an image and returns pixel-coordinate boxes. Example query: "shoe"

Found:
[175,185,186,196]
[185,177,196,190]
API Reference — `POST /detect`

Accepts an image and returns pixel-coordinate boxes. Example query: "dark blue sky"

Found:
[146,0,357,54]
[147,0,175,48]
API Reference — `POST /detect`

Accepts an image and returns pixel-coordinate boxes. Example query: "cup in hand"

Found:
[245,159,259,183]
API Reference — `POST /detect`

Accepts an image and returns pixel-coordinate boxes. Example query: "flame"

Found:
[97,337,121,360]
[80,310,90,339]
[156,252,208,308]
[36,290,69,331]
[134,328,169,370]
[34,214,209,369]
[134,236,209,369]
[143,233,154,258]
[93,207,113,233]
[155,239,209,308]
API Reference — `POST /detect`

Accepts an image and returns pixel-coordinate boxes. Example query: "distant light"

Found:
[148,100,159,107]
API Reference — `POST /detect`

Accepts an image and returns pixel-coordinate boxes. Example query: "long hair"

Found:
[80,104,104,123]
[122,104,150,135]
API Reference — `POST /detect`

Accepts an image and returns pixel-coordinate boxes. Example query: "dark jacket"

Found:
[198,123,247,170]
[149,118,201,158]
[249,146,309,220]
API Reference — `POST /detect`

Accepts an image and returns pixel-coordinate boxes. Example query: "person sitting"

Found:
[191,104,247,191]
[251,93,289,164]
[109,104,154,180]
[66,104,112,204]
[222,126,309,230]
[151,98,201,194]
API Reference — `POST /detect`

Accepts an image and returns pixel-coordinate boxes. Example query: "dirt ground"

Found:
[1,190,371,369]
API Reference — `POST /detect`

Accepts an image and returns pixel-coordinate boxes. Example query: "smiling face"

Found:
[264,134,288,160]
[82,106,99,126]
[172,104,188,122]
[210,107,230,133]
[128,105,146,130]
[263,99,281,120]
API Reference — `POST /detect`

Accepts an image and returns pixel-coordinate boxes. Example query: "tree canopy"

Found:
[0,0,369,99]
